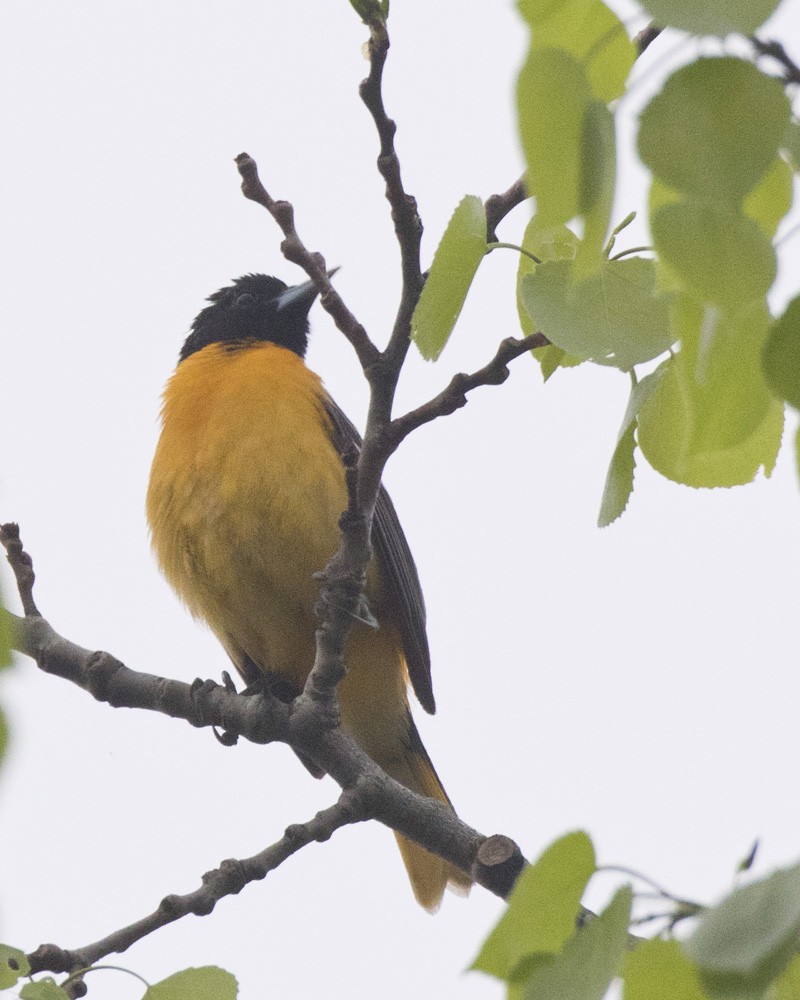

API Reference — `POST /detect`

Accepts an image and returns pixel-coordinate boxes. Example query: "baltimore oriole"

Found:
[146,273,469,910]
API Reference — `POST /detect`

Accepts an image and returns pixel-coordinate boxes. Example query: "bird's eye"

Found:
[234,292,255,309]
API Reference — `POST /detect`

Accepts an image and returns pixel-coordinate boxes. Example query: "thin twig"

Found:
[0,526,291,742]
[598,864,701,910]
[751,36,800,86]
[2,529,522,939]
[234,153,379,371]
[289,13,422,721]
[295,448,370,716]
[0,522,39,617]
[352,17,426,540]
[634,23,661,55]
[27,788,373,976]
[358,18,424,369]
[485,176,528,243]
[13,18,542,979]
[390,333,549,446]
[3,607,291,746]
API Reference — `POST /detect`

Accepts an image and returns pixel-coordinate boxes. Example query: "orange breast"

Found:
[146,341,349,690]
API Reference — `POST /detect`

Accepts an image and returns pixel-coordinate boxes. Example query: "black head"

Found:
[179,273,319,362]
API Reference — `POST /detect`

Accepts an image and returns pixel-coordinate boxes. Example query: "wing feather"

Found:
[322,397,435,713]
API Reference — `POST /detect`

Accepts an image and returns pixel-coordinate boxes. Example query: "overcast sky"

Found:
[2,3,800,999]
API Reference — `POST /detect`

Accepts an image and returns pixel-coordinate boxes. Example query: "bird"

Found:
[146,272,471,911]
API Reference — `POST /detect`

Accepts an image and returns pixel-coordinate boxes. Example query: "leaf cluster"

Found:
[470,832,800,1000]
[7,835,800,998]
[410,0,800,526]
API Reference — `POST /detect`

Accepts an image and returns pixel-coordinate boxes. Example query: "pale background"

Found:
[2,2,800,998]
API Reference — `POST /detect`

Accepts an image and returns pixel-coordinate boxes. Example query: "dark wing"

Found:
[323,395,435,714]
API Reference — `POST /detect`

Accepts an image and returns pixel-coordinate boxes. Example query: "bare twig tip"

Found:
[485,177,528,242]
[634,23,662,55]
[234,151,254,169]
[1,521,40,617]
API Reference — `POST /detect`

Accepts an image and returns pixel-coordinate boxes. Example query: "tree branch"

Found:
[0,523,39,616]
[293,448,370,720]
[23,726,523,980]
[27,787,372,976]
[231,17,544,903]
[634,23,661,56]
[234,152,379,371]
[233,119,495,898]
[358,17,424,369]
[275,15,422,734]
[5,15,544,976]
[3,611,291,747]
[390,333,549,446]
[2,523,291,743]
[751,36,800,86]
[485,176,528,243]
[5,598,521,979]
[1,527,526,965]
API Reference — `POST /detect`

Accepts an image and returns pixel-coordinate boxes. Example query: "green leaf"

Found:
[579,101,614,219]
[775,954,800,1000]
[517,47,592,227]
[677,299,773,451]
[0,944,30,988]
[763,296,800,409]
[535,345,585,382]
[411,196,487,361]
[518,885,632,1000]
[516,218,579,334]
[744,156,794,236]
[623,291,777,487]
[521,257,675,369]
[623,939,709,1000]
[574,99,616,278]
[144,967,238,1000]
[517,0,636,101]
[651,201,776,309]
[683,862,800,997]
[639,58,790,206]
[599,420,636,528]
[20,980,69,1000]
[646,181,685,297]
[783,120,800,173]
[598,368,666,527]
[523,223,580,265]
[471,831,595,981]
[515,218,581,379]
[635,0,782,37]
[638,351,784,488]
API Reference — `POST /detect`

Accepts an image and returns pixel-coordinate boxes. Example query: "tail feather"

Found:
[395,831,471,912]
[381,722,472,912]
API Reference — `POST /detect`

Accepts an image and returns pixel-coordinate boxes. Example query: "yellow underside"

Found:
[147,342,469,909]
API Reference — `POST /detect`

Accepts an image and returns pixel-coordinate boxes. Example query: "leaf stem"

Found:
[486,241,541,264]
[596,863,700,909]
[610,245,653,261]
[63,965,151,990]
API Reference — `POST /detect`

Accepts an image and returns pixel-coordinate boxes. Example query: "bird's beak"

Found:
[274,268,340,314]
